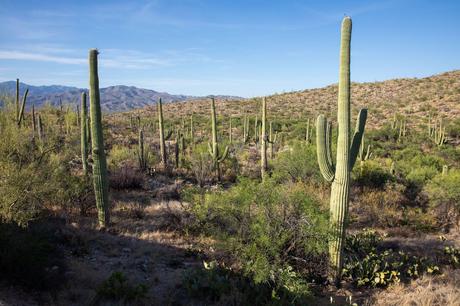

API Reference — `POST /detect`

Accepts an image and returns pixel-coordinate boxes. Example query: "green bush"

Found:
[353,160,393,189]
[92,271,148,305]
[271,142,321,183]
[184,178,329,291]
[182,260,313,306]
[424,169,460,227]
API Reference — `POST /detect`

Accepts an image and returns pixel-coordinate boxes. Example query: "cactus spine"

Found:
[316,17,367,284]
[89,49,110,228]
[208,98,229,181]
[81,92,89,175]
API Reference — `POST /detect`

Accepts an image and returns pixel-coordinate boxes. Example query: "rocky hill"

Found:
[0,81,241,112]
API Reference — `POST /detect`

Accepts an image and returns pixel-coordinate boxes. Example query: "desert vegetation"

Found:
[1,16,459,306]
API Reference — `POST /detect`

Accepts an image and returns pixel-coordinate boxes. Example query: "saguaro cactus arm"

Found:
[316,115,335,182]
[349,108,368,169]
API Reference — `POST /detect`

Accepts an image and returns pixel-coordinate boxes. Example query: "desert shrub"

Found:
[108,145,137,169]
[182,261,313,305]
[271,142,321,183]
[353,160,393,189]
[188,144,214,186]
[92,271,148,305]
[352,182,406,227]
[343,230,440,288]
[109,165,144,190]
[183,178,329,291]
[0,221,65,291]
[424,169,460,228]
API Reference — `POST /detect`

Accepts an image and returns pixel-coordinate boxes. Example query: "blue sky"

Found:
[0,0,459,97]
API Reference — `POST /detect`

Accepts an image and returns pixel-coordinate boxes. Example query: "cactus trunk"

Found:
[81,92,89,175]
[89,49,110,228]
[158,98,168,168]
[17,89,28,127]
[208,98,228,181]
[261,98,268,180]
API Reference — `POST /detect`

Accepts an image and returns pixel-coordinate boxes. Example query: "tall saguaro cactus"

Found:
[260,98,268,180]
[208,98,229,181]
[17,89,29,127]
[16,78,20,121]
[158,98,168,168]
[81,92,89,175]
[89,49,110,228]
[316,17,367,284]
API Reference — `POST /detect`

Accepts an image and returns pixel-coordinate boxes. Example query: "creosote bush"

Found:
[182,178,329,291]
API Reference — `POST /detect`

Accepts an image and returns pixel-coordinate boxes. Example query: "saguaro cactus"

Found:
[268,121,277,159]
[89,49,110,228]
[17,89,29,127]
[190,114,194,144]
[208,98,229,181]
[31,104,36,136]
[37,114,44,141]
[229,117,233,144]
[305,118,312,144]
[261,98,268,180]
[81,92,89,175]
[316,17,367,284]
[138,128,148,170]
[15,78,20,121]
[242,115,249,143]
[158,98,168,168]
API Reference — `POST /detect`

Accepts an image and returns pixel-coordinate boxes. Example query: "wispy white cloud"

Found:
[0,47,224,69]
[0,50,86,65]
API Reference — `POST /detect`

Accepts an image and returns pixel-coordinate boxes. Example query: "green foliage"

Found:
[93,271,148,305]
[425,169,460,227]
[271,141,321,183]
[182,261,312,306]
[184,178,328,289]
[353,160,393,189]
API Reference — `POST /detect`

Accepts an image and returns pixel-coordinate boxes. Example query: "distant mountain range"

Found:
[0,81,242,112]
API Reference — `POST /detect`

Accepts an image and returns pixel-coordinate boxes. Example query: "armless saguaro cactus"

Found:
[242,115,249,143]
[16,78,20,121]
[208,98,229,181]
[260,98,268,180]
[17,89,29,127]
[316,17,367,285]
[81,92,89,175]
[158,98,168,168]
[32,104,36,136]
[89,49,110,228]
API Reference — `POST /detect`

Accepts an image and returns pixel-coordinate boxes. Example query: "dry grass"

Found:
[370,269,460,306]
